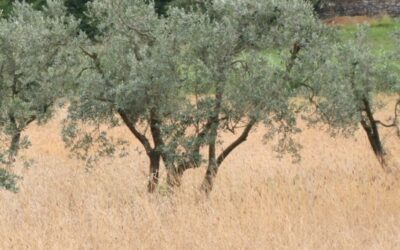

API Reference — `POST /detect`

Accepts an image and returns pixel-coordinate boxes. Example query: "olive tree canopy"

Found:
[64,0,327,193]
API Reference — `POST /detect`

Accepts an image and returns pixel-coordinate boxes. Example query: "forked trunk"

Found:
[147,152,160,193]
[166,157,201,188]
[118,109,163,193]
[200,119,256,194]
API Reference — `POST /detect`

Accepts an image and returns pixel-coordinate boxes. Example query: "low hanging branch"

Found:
[374,99,400,137]
[117,109,153,155]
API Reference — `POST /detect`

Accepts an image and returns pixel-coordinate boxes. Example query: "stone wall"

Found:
[318,0,400,17]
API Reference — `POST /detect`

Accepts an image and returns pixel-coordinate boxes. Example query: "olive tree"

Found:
[0,0,80,163]
[175,0,328,192]
[63,0,196,192]
[65,0,325,193]
[292,27,399,168]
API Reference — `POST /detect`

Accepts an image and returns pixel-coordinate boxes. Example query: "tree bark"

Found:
[201,77,223,194]
[7,112,21,163]
[147,151,161,193]
[118,109,162,193]
[148,109,165,192]
[201,147,218,194]
[200,119,256,193]
[360,119,386,167]
[360,98,386,167]
[8,132,21,163]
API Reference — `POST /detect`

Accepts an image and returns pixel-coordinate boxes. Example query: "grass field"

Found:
[335,15,400,53]
[0,96,399,249]
[261,16,400,71]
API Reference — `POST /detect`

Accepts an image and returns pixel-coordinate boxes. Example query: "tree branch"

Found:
[25,115,37,127]
[299,82,331,124]
[286,41,302,74]
[374,99,400,136]
[75,67,92,80]
[80,46,105,75]
[216,118,256,166]
[374,120,396,128]
[117,109,152,154]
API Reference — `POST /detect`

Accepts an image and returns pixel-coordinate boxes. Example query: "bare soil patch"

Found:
[323,15,380,26]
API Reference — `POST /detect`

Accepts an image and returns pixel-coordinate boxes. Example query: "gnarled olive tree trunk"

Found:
[201,119,256,193]
[148,151,161,193]
[360,98,386,167]
[119,109,164,193]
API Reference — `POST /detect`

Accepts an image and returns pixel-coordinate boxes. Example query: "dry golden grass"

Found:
[1,98,400,249]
